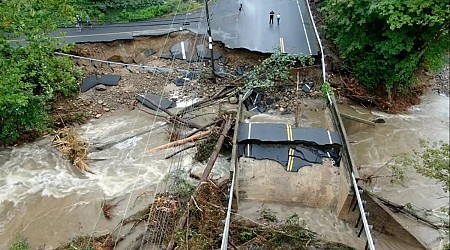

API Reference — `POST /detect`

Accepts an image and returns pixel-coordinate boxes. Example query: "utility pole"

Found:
[204,0,216,81]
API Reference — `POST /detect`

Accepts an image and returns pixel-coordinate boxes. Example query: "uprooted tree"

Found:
[321,0,449,98]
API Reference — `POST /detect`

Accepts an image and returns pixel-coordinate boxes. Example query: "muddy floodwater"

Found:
[0,109,230,249]
[340,91,449,249]
[0,92,448,249]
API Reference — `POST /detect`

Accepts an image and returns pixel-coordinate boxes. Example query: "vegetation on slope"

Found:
[0,0,80,145]
[321,0,449,98]
[68,0,202,25]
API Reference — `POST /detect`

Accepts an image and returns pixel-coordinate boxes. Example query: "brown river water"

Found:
[0,91,448,249]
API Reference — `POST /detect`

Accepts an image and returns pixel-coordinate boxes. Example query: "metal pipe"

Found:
[54,52,191,73]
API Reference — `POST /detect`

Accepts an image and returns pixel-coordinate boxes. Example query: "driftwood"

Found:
[178,86,237,114]
[146,129,212,154]
[166,117,233,250]
[183,120,218,139]
[164,145,197,159]
[340,113,376,126]
[371,193,447,230]
[140,95,203,129]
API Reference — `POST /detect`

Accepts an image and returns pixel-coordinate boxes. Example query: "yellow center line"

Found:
[286,124,294,171]
[288,148,295,171]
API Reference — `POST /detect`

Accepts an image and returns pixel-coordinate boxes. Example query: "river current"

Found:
[0,91,448,249]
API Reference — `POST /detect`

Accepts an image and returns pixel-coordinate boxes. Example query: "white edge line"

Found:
[296,0,312,55]
[181,41,186,60]
[247,123,252,157]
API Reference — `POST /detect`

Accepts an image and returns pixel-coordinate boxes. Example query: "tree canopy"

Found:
[0,0,79,145]
[321,0,449,97]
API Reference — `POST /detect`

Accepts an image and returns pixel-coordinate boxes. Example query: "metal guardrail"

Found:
[220,96,242,250]
[54,52,192,74]
[304,1,375,249]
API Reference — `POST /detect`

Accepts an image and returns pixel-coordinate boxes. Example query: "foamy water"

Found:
[0,109,230,249]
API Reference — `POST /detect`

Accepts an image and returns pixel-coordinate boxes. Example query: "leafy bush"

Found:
[0,0,79,145]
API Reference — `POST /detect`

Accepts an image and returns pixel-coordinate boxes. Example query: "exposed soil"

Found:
[309,1,449,114]
[52,31,325,128]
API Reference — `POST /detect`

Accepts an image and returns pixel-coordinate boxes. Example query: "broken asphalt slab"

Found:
[80,74,121,92]
[136,93,176,111]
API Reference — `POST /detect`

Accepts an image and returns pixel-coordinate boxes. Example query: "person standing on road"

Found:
[277,13,281,25]
[86,16,92,29]
[75,15,82,32]
[269,11,275,24]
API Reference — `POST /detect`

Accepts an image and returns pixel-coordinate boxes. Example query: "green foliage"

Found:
[259,205,278,223]
[245,49,314,90]
[239,231,254,241]
[69,0,201,24]
[321,81,334,99]
[175,178,196,198]
[321,0,449,96]
[10,237,30,250]
[396,139,450,192]
[0,0,79,145]
[195,135,218,162]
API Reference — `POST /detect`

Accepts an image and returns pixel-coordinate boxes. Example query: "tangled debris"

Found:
[57,179,355,250]
[53,127,93,174]
[101,198,121,220]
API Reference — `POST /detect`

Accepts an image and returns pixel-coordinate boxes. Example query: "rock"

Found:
[279,107,285,112]
[95,85,108,91]
[103,107,110,112]
[229,96,238,104]
[373,118,386,124]
[95,114,102,118]
[98,100,104,105]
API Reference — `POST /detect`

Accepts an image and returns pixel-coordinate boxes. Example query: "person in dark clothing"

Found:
[86,16,92,28]
[75,15,82,32]
[238,4,245,16]
[269,11,274,24]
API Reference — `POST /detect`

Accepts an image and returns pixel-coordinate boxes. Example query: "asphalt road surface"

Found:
[50,0,318,55]
[53,12,207,43]
[209,0,318,55]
